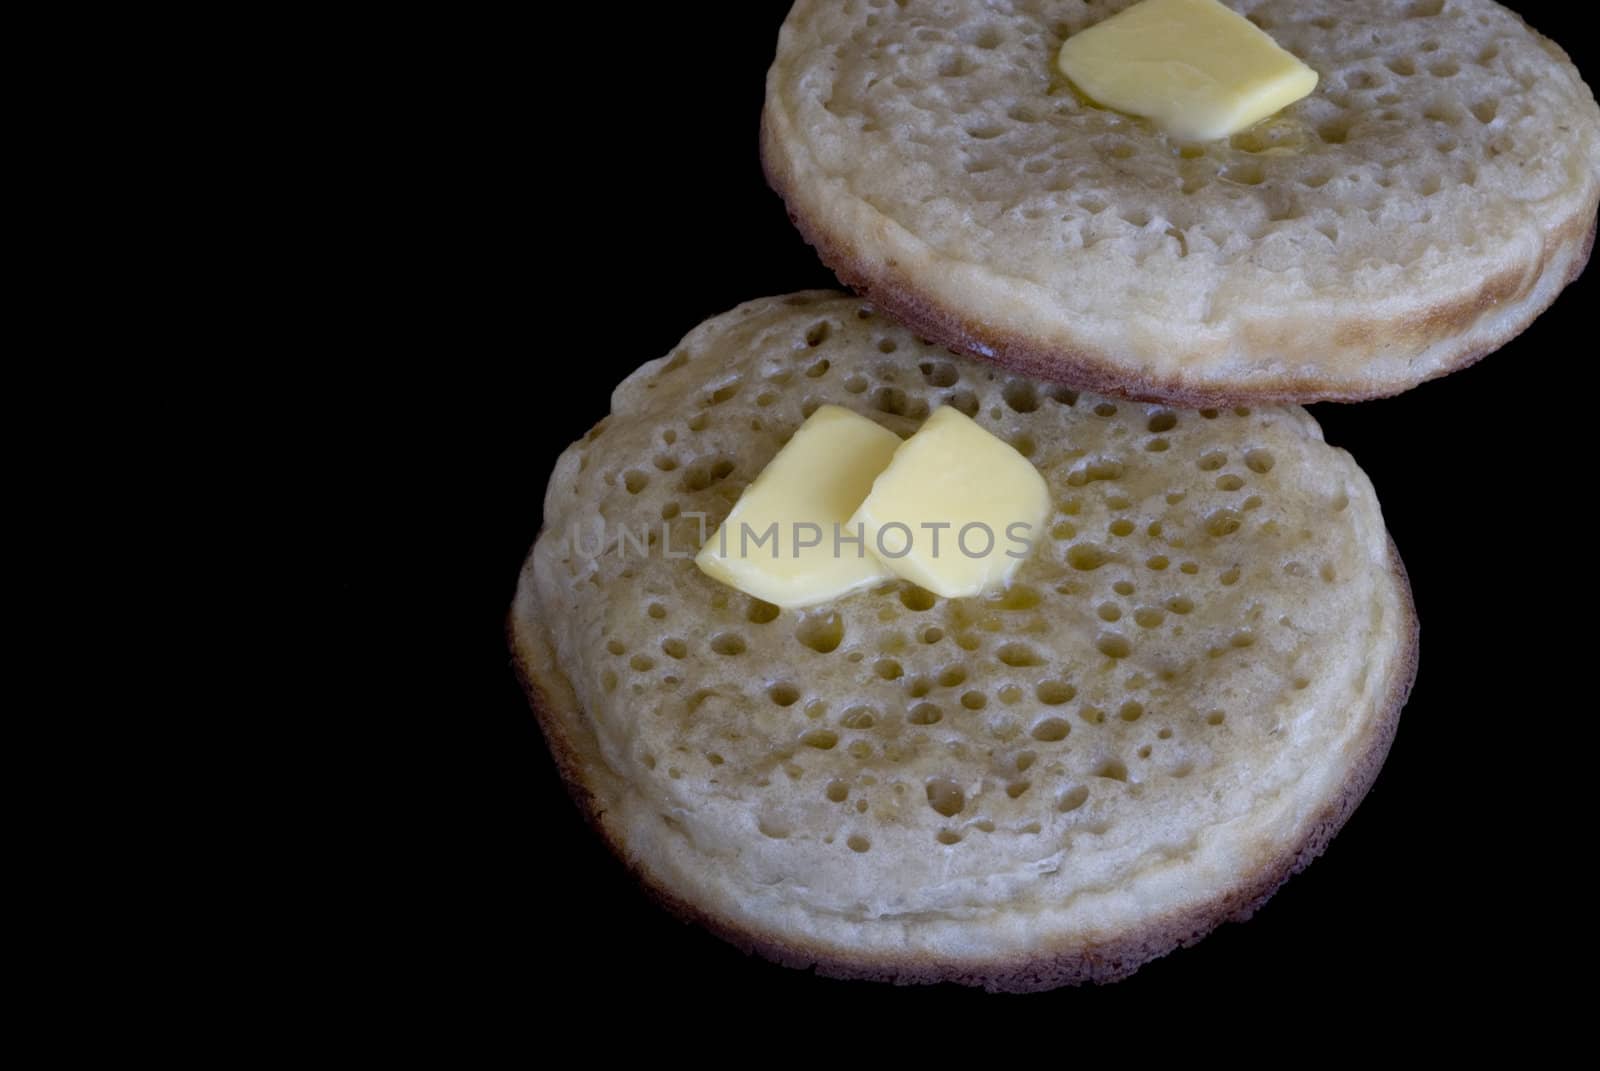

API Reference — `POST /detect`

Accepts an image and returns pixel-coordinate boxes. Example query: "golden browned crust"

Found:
[507,537,1419,992]
[760,107,1596,409]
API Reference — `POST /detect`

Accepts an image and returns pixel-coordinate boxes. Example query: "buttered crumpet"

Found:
[762,0,1599,404]
[509,294,1418,990]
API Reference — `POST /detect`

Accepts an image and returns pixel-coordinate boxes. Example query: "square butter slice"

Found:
[1057,0,1318,142]
[849,406,1050,600]
[696,404,900,608]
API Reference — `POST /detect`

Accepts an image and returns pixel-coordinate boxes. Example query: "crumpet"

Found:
[509,294,1418,989]
[762,0,1599,404]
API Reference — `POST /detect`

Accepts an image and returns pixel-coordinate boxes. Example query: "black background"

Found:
[373,2,1594,1011]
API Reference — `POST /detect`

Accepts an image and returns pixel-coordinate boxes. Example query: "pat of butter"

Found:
[848,406,1050,599]
[696,404,901,608]
[1056,0,1318,142]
